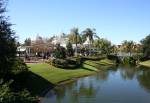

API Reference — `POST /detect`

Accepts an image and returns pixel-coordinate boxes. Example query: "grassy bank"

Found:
[139,60,150,68]
[27,63,98,85]
[26,59,115,95]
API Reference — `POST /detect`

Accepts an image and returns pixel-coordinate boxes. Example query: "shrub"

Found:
[121,54,143,65]
[79,55,105,61]
[52,59,68,67]
[122,57,130,64]
[107,55,121,64]
[121,57,136,65]
[51,58,79,69]
[107,55,117,60]
[0,81,38,103]
[132,54,143,61]
[11,58,28,75]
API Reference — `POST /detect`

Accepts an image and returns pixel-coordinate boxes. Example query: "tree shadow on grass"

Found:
[83,62,99,69]
[80,64,97,71]
[94,61,112,66]
[24,71,55,97]
[83,62,115,71]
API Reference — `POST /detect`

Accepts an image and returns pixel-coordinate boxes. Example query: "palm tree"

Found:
[82,28,99,54]
[122,40,135,56]
[82,28,96,44]
[68,33,82,44]
[70,28,80,56]
[111,45,118,55]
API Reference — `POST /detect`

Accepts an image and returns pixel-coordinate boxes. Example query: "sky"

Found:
[7,0,150,44]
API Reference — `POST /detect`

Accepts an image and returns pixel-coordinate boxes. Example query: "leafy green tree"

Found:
[0,1,38,102]
[66,41,74,57]
[141,34,150,58]
[54,43,66,59]
[94,38,112,55]
[0,0,16,78]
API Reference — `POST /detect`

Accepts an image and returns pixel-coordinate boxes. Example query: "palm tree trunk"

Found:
[89,40,92,55]
[75,34,77,56]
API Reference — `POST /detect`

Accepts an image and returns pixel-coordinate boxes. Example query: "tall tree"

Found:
[0,1,38,102]
[122,40,135,56]
[24,38,31,46]
[82,28,99,54]
[16,42,20,47]
[0,0,16,78]
[141,34,150,58]
[54,43,66,59]
[66,41,74,57]
[70,28,79,56]
[82,28,99,45]
[68,34,82,44]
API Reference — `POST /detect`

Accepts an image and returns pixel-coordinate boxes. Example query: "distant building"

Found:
[116,44,142,56]
[83,36,90,46]
[17,46,32,57]
[51,34,69,48]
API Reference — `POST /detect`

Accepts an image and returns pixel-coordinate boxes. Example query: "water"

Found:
[42,66,150,103]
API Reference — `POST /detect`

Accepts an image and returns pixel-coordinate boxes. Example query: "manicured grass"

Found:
[27,63,98,95]
[99,59,115,65]
[139,60,150,68]
[27,63,97,85]
[26,59,115,95]
[84,59,115,67]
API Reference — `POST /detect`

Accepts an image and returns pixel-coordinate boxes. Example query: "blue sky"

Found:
[8,0,150,44]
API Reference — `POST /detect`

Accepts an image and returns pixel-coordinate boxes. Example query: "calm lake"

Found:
[42,66,150,103]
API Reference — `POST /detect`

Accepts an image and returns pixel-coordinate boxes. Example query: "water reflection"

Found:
[42,66,150,103]
[119,66,141,80]
[54,76,100,103]
[95,71,109,81]
[137,70,150,93]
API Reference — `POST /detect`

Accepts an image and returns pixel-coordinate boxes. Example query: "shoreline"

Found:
[39,71,99,102]
[139,60,150,68]
[27,59,115,102]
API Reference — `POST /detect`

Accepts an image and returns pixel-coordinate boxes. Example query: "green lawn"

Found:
[99,59,115,65]
[139,60,150,68]
[84,59,115,68]
[27,63,98,85]
[26,59,115,95]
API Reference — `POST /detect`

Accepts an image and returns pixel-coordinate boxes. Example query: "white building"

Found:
[51,34,69,48]
[17,46,31,57]
[83,36,91,46]
[51,35,95,50]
